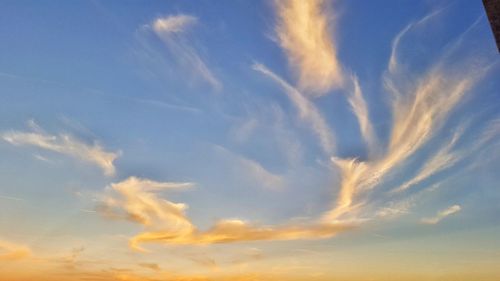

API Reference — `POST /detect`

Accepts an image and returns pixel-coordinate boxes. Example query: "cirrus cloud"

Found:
[97,177,355,251]
[274,0,344,96]
[1,121,119,176]
[150,14,222,91]
[421,205,461,225]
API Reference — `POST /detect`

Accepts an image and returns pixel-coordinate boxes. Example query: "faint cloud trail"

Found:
[421,205,461,225]
[253,63,336,155]
[150,14,222,91]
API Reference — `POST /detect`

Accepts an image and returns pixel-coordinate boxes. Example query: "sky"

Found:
[0,0,500,280]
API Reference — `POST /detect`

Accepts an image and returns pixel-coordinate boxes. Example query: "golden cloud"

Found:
[275,0,344,96]
[97,177,354,251]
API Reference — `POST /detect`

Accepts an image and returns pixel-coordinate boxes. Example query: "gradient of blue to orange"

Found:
[1,0,500,280]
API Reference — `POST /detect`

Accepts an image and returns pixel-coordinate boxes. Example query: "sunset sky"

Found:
[1,0,500,280]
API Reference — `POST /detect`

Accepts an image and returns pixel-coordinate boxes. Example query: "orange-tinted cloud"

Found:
[130,219,353,249]
[97,177,354,251]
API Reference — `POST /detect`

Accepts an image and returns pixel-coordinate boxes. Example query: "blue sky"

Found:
[0,1,499,280]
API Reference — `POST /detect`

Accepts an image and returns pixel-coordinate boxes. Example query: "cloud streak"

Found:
[130,219,353,249]
[420,205,461,225]
[392,126,464,193]
[388,8,444,74]
[348,75,379,157]
[1,122,119,176]
[153,14,197,33]
[253,63,335,154]
[151,14,222,91]
[275,0,344,95]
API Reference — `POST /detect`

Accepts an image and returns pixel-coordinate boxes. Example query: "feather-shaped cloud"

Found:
[1,122,119,176]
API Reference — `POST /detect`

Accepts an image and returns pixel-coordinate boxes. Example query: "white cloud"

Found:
[97,177,354,251]
[348,75,379,158]
[153,15,197,34]
[392,126,464,193]
[388,8,444,74]
[1,122,119,176]
[274,0,344,95]
[421,205,461,225]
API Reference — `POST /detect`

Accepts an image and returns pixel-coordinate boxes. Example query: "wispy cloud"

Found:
[376,183,441,219]
[388,8,445,74]
[0,239,31,261]
[150,14,222,91]
[0,194,25,202]
[97,176,194,230]
[96,176,195,251]
[129,97,202,114]
[421,204,461,225]
[392,126,464,193]
[97,177,354,251]
[274,0,344,95]
[130,218,353,248]
[323,12,493,222]
[348,75,379,158]
[1,121,119,176]
[33,153,54,163]
[153,14,197,33]
[253,63,335,154]
[213,145,285,190]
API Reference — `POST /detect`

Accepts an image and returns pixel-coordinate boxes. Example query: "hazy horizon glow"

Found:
[0,1,499,280]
